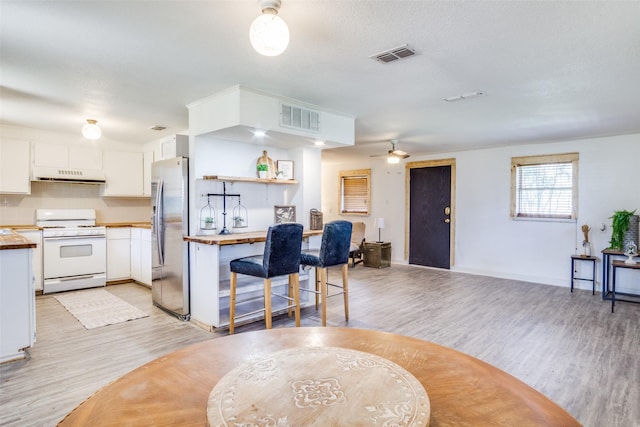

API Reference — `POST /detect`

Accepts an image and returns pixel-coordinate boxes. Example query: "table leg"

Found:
[612,264,616,313]
[570,257,575,293]
[592,258,596,295]
[602,253,609,300]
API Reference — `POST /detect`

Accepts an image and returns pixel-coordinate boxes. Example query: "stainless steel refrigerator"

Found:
[151,157,190,320]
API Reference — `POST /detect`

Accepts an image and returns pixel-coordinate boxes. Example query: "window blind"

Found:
[341,176,369,213]
[516,162,573,218]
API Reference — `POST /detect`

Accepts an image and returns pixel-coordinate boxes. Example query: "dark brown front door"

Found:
[409,165,451,269]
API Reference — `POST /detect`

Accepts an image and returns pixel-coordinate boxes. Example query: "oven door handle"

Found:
[43,236,105,241]
[155,179,165,266]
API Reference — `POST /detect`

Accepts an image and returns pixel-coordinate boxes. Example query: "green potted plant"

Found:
[609,209,637,250]
[232,216,245,228]
[203,216,215,229]
[257,163,268,179]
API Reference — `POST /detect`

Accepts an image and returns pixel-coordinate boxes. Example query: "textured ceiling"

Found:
[2,1,640,161]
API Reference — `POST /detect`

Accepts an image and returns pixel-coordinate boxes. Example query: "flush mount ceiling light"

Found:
[249,0,289,57]
[82,119,101,140]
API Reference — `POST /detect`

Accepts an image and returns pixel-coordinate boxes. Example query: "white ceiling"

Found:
[2,1,640,161]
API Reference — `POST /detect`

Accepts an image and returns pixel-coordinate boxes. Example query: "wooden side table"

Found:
[570,255,597,295]
[363,242,391,268]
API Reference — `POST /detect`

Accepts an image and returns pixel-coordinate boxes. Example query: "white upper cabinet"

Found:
[0,138,31,194]
[69,145,102,170]
[143,151,154,196]
[33,142,102,170]
[102,150,144,197]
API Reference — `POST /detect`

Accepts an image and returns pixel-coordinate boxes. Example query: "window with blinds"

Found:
[340,169,371,215]
[511,153,578,220]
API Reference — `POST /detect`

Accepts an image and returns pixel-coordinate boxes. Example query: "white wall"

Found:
[189,135,321,236]
[322,133,640,290]
[0,124,151,225]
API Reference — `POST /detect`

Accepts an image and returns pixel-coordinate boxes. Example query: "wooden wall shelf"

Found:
[202,175,298,185]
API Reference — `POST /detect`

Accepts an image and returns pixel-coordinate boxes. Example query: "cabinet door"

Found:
[33,142,67,168]
[143,151,154,196]
[139,229,152,285]
[16,230,42,291]
[103,150,144,197]
[106,228,131,281]
[0,139,31,194]
[130,228,142,282]
[69,145,102,170]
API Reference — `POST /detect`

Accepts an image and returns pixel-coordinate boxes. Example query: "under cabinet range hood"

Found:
[31,165,106,184]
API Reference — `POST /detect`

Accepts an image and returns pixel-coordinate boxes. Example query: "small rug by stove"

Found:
[54,289,149,329]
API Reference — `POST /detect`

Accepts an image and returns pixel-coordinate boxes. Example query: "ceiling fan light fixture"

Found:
[82,119,101,140]
[387,155,400,164]
[250,0,289,57]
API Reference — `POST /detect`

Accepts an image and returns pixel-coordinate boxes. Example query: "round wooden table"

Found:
[58,327,580,426]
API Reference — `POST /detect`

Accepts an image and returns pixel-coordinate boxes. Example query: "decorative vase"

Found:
[623,215,639,250]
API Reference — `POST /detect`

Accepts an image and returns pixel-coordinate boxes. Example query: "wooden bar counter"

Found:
[184,229,322,246]
[58,327,580,426]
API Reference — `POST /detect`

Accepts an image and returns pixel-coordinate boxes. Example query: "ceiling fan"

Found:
[370,139,410,163]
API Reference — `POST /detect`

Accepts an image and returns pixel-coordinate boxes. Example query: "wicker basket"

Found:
[310,209,323,230]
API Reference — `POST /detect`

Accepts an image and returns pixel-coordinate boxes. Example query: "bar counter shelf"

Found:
[202,175,298,185]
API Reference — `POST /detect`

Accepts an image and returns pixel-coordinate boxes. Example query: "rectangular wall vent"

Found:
[370,44,417,64]
[280,103,320,133]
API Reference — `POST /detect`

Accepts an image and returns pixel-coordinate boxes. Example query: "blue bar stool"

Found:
[229,223,304,334]
[300,220,352,326]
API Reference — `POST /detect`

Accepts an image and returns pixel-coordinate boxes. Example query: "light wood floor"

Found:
[1,265,638,427]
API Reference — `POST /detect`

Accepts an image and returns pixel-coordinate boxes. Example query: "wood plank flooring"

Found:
[1,265,638,426]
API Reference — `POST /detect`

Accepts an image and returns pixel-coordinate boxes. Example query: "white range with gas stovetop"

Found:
[36,209,106,294]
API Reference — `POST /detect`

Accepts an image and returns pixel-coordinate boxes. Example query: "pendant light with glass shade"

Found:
[82,119,101,140]
[249,0,289,57]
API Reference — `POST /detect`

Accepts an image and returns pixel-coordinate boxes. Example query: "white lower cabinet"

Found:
[0,246,35,363]
[106,228,131,281]
[130,227,151,286]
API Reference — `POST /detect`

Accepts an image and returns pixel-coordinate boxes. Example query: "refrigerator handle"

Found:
[155,179,165,265]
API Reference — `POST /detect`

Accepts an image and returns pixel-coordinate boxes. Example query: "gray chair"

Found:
[300,220,352,326]
[349,221,366,267]
[229,223,303,334]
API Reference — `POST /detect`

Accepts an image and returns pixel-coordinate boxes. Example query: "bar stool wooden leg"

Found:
[320,267,328,326]
[287,280,293,318]
[314,267,320,309]
[264,278,272,329]
[342,263,349,321]
[229,272,237,335]
[290,273,301,327]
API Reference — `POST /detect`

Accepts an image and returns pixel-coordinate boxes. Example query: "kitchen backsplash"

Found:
[0,181,149,225]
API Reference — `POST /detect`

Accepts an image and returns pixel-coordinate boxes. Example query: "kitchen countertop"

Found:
[184,229,322,246]
[0,225,41,230]
[0,229,37,250]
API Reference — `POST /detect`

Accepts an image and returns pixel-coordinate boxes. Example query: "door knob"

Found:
[444,219,450,223]
[444,207,451,215]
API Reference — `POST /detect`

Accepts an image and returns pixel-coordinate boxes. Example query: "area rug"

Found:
[54,289,149,330]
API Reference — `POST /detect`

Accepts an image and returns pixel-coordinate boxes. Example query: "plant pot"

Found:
[258,171,267,179]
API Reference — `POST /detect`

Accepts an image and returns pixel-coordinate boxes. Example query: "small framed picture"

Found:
[274,205,296,223]
[276,160,294,180]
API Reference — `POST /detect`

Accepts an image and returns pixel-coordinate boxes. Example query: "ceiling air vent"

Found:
[370,44,417,63]
[280,103,320,133]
